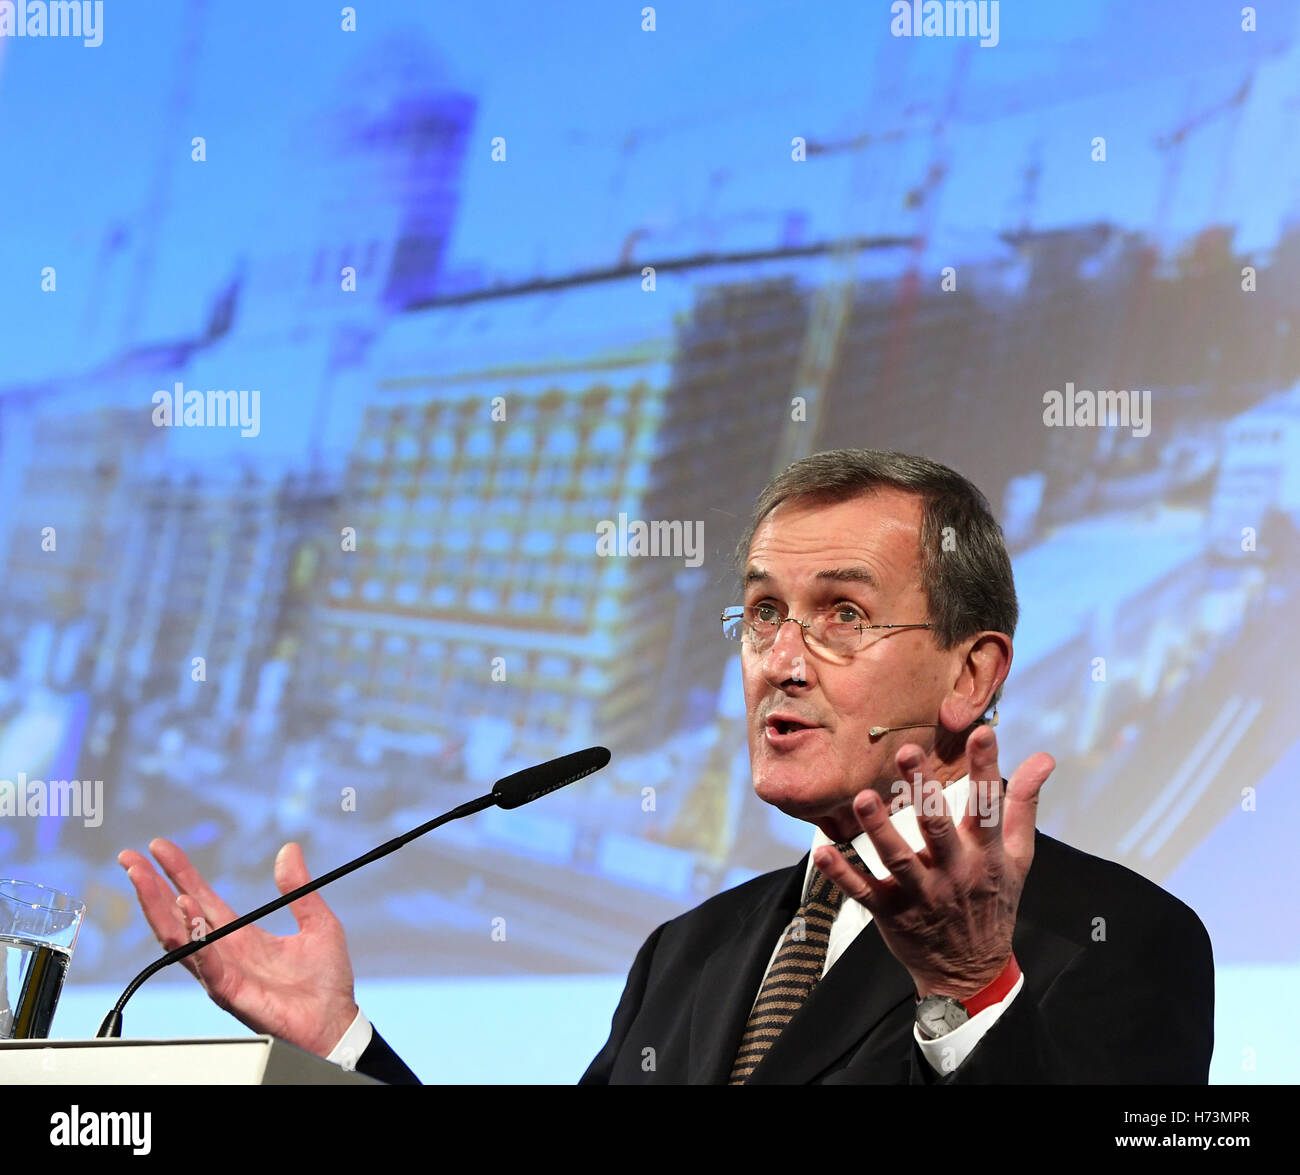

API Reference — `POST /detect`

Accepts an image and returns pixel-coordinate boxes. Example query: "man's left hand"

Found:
[814,725,1055,1000]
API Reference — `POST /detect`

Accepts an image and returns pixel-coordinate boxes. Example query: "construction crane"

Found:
[119,0,210,347]
[1105,74,1253,413]
[673,32,941,866]
[1153,78,1252,254]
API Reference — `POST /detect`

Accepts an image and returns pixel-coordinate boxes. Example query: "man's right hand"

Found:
[117,837,360,1060]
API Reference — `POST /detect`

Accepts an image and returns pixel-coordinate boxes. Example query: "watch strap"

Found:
[961,953,1021,1017]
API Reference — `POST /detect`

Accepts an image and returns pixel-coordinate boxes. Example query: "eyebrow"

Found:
[744,566,880,590]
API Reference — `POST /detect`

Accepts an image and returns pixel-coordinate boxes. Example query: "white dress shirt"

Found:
[327,1005,371,1072]
[328,774,1023,1078]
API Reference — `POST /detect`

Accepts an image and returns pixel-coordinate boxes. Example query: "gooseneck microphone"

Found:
[96,746,611,1039]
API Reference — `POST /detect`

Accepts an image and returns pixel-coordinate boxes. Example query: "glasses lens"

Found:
[812,613,861,656]
[749,621,775,651]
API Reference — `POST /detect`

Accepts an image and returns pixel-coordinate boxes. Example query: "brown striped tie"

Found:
[728,842,863,1084]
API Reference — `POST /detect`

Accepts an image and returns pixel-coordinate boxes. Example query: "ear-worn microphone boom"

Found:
[868,705,998,739]
[868,722,940,738]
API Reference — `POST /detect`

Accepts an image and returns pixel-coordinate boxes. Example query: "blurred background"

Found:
[0,0,1297,1081]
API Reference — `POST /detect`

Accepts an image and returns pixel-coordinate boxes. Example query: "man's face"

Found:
[741,488,956,840]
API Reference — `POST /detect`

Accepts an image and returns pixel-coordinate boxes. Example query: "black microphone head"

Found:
[491,746,610,810]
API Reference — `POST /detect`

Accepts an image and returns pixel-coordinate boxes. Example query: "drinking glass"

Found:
[0,880,85,1039]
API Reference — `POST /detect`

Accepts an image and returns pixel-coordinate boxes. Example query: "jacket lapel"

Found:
[687,859,807,1084]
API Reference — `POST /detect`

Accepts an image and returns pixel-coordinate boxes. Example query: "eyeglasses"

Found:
[720,603,933,658]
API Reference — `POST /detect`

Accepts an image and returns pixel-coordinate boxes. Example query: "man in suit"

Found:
[118,449,1214,1083]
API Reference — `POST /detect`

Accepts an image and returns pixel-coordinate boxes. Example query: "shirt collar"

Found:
[802,774,970,898]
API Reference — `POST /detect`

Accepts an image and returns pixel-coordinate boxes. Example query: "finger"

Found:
[891,745,959,866]
[117,851,190,951]
[912,772,961,867]
[174,892,218,940]
[963,725,1004,846]
[890,743,927,805]
[273,843,337,935]
[813,844,888,913]
[851,787,924,891]
[1003,751,1055,866]
[174,893,230,990]
[148,837,240,926]
[963,776,1006,843]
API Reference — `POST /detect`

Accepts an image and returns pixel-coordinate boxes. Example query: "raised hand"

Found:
[117,837,361,1060]
[815,724,1055,999]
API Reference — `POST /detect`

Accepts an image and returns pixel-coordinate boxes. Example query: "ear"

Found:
[938,631,1012,732]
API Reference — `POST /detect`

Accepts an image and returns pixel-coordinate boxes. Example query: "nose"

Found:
[761,617,815,688]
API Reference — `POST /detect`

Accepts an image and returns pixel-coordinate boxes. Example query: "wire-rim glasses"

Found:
[720,603,933,658]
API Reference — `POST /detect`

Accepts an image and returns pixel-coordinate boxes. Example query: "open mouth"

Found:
[768,718,817,735]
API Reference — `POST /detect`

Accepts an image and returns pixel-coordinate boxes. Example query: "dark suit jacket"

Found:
[355,829,1215,1084]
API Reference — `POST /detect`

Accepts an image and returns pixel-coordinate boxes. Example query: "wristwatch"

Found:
[915,955,1021,1040]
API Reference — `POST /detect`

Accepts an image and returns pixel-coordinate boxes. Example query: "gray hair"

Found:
[734,449,1018,710]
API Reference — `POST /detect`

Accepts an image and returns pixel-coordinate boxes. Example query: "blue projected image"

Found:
[0,1,1298,1082]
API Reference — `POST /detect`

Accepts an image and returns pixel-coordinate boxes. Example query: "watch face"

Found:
[916,996,969,1040]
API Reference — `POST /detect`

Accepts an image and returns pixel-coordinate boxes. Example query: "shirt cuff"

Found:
[325,1007,373,1072]
[914,970,1025,1075]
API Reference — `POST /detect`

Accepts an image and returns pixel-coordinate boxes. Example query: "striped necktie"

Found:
[728,842,863,1084]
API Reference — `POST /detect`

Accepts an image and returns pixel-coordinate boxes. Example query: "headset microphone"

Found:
[868,706,998,739]
[868,722,941,738]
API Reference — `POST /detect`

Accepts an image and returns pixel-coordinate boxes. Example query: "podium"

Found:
[0,1037,381,1084]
